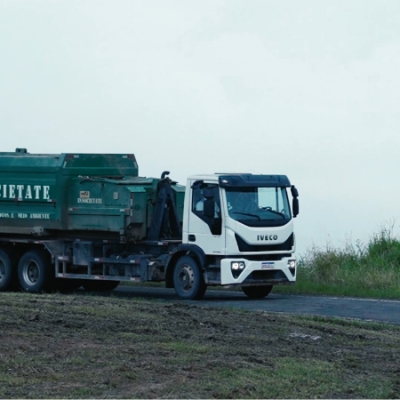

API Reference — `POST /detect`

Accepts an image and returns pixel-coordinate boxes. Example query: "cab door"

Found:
[188,182,226,256]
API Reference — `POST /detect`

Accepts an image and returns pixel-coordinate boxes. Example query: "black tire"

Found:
[0,248,18,291]
[18,250,53,292]
[82,280,120,292]
[173,256,206,300]
[241,285,273,299]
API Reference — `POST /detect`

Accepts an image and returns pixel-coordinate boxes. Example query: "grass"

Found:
[275,226,400,299]
[1,291,400,398]
[199,359,347,399]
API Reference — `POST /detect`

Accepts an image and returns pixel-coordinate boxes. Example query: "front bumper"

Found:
[219,257,296,286]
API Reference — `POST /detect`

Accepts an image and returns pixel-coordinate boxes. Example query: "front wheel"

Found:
[241,285,273,299]
[173,256,206,300]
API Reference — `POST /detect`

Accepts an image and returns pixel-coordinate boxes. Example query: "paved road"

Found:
[107,286,400,325]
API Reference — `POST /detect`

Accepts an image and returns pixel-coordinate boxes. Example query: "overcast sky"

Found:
[1,0,399,255]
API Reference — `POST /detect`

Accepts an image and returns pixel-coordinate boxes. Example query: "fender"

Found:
[165,244,208,288]
[174,243,208,268]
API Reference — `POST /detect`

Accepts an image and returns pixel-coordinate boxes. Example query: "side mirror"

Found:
[203,187,215,199]
[292,197,299,218]
[191,180,204,189]
[291,185,299,198]
[203,199,215,218]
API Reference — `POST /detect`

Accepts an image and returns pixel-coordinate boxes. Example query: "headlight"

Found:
[231,261,245,278]
[232,262,244,270]
[288,259,296,276]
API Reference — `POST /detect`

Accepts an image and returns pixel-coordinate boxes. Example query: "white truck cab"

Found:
[179,173,299,299]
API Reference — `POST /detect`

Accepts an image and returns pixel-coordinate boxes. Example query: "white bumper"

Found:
[220,256,296,285]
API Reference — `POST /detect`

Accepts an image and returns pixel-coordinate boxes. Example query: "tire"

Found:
[173,256,206,300]
[241,285,273,299]
[82,280,120,291]
[18,250,53,292]
[0,248,18,291]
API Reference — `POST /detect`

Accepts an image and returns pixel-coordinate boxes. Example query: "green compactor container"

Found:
[0,149,185,241]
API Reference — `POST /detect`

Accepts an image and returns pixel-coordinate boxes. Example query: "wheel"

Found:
[173,256,206,300]
[0,248,18,291]
[18,250,53,292]
[82,280,120,291]
[241,285,273,299]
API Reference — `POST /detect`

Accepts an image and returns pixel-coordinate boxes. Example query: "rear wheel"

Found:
[18,250,53,292]
[0,248,18,291]
[82,280,120,291]
[241,285,273,299]
[173,256,206,300]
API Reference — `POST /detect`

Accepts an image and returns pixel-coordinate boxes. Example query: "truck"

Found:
[0,148,299,299]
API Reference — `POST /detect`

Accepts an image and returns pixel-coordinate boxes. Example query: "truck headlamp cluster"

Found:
[288,259,296,276]
[231,261,245,279]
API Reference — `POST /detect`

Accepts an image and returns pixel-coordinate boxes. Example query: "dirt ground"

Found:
[1,291,400,399]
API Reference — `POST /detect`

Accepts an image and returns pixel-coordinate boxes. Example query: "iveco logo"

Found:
[257,235,278,241]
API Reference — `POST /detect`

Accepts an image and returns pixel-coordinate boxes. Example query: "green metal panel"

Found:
[0,152,138,176]
[67,178,156,240]
[62,153,138,176]
[0,150,139,237]
[171,184,186,224]
[125,186,147,224]
[0,149,184,240]
[0,153,64,233]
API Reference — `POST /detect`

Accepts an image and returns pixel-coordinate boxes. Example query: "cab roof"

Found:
[187,173,291,187]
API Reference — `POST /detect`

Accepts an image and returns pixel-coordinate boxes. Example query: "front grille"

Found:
[243,254,288,261]
[235,233,294,252]
[244,270,288,282]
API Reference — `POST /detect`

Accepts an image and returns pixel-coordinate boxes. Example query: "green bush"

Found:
[276,226,400,298]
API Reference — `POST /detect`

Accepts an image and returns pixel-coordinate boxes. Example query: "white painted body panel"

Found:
[187,212,226,255]
[225,218,295,255]
[220,256,296,285]
[182,176,225,255]
[182,174,297,286]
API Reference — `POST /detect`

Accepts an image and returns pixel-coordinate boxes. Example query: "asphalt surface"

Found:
[109,285,400,325]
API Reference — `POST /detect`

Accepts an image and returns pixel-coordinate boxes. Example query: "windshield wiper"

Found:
[261,208,286,219]
[233,212,261,220]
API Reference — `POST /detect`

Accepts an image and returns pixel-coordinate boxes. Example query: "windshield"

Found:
[225,187,291,227]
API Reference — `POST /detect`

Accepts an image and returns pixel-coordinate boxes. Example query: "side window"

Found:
[191,184,221,235]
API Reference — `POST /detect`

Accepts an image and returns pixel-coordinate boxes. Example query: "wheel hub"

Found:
[23,261,40,286]
[178,264,194,292]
